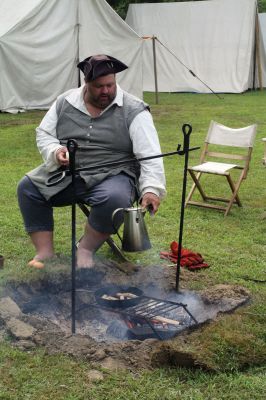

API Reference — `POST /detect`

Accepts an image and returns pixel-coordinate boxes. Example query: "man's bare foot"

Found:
[28,253,56,269]
[33,252,55,261]
[76,248,95,269]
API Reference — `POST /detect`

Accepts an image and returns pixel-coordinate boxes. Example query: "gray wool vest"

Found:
[27,90,149,200]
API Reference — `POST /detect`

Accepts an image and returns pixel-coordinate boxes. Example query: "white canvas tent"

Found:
[0,0,143,113]
[126,0,266,94]
[259,13,266,44]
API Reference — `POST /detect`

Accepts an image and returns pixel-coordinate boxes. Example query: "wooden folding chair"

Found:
[185,120,257,216]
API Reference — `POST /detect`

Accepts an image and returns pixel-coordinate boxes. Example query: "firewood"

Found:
[135,310,180,326]
[152,316,180,326]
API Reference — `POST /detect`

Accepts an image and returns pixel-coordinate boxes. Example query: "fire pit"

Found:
[0,263,251,371]
[1,263,250,345]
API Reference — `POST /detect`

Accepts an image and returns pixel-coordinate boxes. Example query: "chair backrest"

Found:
[206,120,257,148]
[201,121,257,179]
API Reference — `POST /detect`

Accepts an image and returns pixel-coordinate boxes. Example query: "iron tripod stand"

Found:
[67,123,198,334]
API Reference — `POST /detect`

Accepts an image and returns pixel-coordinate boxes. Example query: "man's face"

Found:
[86,74,117,109]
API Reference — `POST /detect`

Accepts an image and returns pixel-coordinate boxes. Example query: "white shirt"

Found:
[36,84,166,199]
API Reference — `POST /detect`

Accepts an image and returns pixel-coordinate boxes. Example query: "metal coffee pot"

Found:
[112,207,151,252]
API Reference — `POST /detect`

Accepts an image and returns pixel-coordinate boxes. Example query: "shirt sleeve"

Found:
[129,110,166,199]
[36,100,64,172]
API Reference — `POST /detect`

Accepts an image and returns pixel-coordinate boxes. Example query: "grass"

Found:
[0,343,265,400]
[0,90,266,398]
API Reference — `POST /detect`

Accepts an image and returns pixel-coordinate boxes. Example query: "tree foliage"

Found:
[106,0,266,20]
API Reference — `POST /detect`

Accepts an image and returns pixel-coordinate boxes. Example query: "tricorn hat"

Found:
[77,54,128,81]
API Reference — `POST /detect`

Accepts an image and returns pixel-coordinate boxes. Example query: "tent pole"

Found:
[255,12,263,91]
[77,29,81,88]
[77,0,81,88]
[152,35,159,104]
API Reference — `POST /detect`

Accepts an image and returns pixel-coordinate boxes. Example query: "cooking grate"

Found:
[85,295,198,340]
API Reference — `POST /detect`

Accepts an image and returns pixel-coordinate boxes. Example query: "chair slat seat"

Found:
[189,161,238,174]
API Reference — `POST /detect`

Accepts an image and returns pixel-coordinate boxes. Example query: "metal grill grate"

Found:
[89,295,198,340]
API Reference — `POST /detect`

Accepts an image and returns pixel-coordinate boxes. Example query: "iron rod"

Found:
[68,139,78,334]
[176,124,192,291]
[74,148,184,170]
[46,145,200,187]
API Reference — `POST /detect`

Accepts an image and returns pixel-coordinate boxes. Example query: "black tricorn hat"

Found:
[77,54,128,81]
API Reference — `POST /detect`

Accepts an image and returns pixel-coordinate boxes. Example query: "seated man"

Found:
[17,54,166,269]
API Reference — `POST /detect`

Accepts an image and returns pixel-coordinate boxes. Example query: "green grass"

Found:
[0,90,266,398]
[0,343,265,400]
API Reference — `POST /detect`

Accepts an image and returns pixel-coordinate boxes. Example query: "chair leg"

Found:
[224,175,244,216]
[185,178,197,206]
[187,171,245,216]
[186,171,208,203]
[226,175,242,207]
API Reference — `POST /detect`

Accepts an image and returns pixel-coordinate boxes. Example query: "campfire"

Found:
[1,266,249,344]
[66,286,197,340]
[86,285,198,340]
[0,263,251,371]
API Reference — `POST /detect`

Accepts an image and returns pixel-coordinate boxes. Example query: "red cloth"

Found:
[160,241,209,270]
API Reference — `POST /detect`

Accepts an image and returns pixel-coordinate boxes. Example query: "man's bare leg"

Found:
[29,231,55,260]
[27,231,55,268]
[77,222,110,268]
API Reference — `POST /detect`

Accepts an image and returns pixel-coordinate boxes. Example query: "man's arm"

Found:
[36,101,66,171]
[129,110,166,213]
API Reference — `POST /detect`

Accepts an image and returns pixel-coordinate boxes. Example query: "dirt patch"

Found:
[0,259,250,371]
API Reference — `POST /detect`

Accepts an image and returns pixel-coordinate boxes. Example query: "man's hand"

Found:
[56,147,69,167]
[141,192,161,215]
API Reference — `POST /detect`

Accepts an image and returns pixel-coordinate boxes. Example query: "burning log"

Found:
[151,316,180,326]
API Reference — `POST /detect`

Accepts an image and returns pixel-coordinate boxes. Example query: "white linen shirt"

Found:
[36,84,166,199]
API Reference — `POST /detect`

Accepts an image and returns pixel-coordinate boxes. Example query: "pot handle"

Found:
[111,208,124,243]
